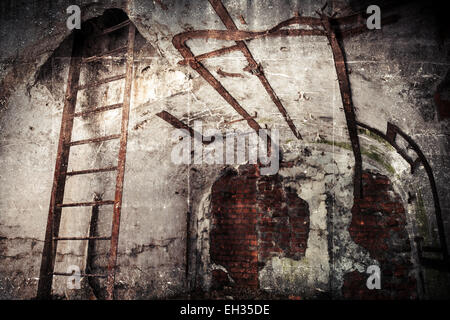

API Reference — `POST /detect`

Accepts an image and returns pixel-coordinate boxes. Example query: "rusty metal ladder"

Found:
[37,20,136,300]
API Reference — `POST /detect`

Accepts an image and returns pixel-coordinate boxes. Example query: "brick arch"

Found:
[209,165,310,289]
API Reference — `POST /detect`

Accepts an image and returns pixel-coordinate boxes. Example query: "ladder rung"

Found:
[53,272,107,278]
[77,74,126,90]
[97,20,130,36]
[71,103,123,119]
[66,166,118,176]
[83,46,127,63]
[66,134,121,147]
[57,200,115,208]
[53,236,111,241]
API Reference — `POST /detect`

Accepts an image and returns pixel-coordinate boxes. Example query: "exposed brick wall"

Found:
[210,165,259,288]
[257,176,309,263]
[342,171,417,299]
[210,165,309,289]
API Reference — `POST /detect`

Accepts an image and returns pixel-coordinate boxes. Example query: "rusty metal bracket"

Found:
[319,11,363,199]
[156,111,214,144]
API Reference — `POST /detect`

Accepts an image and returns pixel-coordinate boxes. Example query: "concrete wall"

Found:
[0,0,449,299]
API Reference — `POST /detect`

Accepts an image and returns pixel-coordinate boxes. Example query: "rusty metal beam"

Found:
[172,29,325,48]
[320,13,363,199]
[178,44,242,66]
[65,167,117,176]
[57,200,115,208]
[76,74,126,90]
[83,46,127,63]
[53,236,111,241]
[216,68,244,78]
[156,110,214,145]
[66,134,121,147]
[53,272,107,278]
[172,14,398,49]
[268,16,323,32]
[96,20,130,36]
[70,103,123,119]
[172,41,263,136]
[156,111,195,136]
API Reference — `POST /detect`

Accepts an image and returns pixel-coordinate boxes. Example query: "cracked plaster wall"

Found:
[0,0,449,299]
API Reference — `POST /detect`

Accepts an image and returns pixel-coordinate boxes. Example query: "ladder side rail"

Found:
[37,31,84,299]
[106,23,136,300]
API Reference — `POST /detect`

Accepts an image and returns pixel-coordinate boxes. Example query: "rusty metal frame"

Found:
[172,19,327,139]
[357,121,449,266]
[173,1,448,272]
[208,0,302,140]
[172,1,397,199]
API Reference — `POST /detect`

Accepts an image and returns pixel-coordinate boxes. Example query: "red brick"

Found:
[343,171,417,300]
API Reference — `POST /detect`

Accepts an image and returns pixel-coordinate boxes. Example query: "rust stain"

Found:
[216,68,244,78]
[178,44,241,66]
